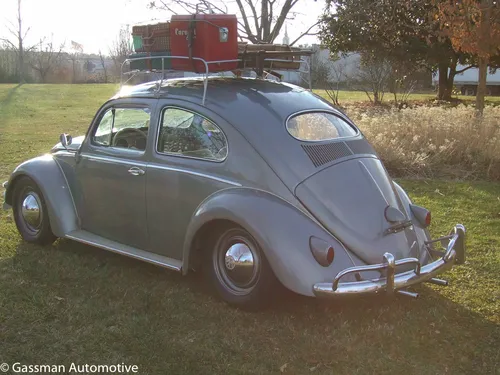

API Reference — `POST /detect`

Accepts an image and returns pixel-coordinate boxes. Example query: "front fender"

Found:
[182,187,366,297]
[5,154,79,237]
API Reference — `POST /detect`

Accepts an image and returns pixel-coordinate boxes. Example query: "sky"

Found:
[0,0,326,54]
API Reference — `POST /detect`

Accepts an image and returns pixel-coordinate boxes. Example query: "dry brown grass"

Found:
[346,104,500,180]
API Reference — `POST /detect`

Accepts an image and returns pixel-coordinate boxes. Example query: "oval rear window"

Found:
[286,112,357,141]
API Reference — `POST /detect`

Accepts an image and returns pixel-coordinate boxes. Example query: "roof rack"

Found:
[120,49,313,106]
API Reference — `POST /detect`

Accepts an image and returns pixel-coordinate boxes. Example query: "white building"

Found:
[434,65,500,95]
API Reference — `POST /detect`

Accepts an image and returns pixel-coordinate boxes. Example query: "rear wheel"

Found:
[205,226,279,310]
[12,177,57,245]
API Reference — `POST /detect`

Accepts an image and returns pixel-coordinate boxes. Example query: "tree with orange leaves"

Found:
[436,0,500,115]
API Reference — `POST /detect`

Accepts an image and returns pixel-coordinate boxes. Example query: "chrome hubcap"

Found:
[215,233,261,294]
[224,243,255,285]
[21,193,42,232]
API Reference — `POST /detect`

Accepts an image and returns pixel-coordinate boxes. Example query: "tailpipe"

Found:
[396,290,419,299]
[427,277,449,286]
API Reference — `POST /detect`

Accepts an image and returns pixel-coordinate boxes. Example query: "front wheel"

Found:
[205,226,279,310]
[12,176,57,245]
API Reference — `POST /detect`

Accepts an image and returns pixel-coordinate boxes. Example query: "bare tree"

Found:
[352,55,392,105]
[0,0,36,83]
[389,64,418,109]
[109,27,133,79]
[0,43,19,82]
[324,54,351,107]
[309,48,329,88]
[149,0,319,45]
[29,38,64,83]
[67,41,84,83]
[98,50,108,83]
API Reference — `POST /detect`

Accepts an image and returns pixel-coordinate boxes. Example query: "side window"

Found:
[157,108,228,161]
[92,107,151,151]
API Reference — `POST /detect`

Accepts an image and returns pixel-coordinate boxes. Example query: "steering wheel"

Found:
[112,128,147,149]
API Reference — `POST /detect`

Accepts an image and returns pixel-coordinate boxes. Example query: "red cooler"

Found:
[170,14,238,72]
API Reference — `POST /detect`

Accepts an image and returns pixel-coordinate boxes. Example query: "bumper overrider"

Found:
[313,224,466,298]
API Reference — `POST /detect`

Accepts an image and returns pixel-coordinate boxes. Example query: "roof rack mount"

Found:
[120,51,313,106]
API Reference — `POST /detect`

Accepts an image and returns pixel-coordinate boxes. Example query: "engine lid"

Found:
[295,157,419,264]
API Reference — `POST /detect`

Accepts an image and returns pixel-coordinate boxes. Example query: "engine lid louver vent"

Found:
[301,142,353,167]
[301,139,377,168]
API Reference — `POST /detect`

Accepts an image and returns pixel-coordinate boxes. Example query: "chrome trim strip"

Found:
[80,153,241,186]
[53,150,77,157]
[80,153,147,167]
[66,234,182,272]
[313,225,465,298]
[148,163,242,186]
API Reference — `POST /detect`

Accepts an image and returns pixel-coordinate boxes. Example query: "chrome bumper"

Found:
[313,224,466,298]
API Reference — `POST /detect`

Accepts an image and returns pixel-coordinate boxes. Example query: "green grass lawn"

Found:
[0,84,499,374]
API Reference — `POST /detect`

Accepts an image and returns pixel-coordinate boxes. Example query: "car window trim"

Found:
[155,105,228,163]
[90,103,152,152]
[285,109,360,143]
[80,152,147,167]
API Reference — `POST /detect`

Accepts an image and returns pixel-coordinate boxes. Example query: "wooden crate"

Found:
[132,23,171,52]
[237,43,302,70]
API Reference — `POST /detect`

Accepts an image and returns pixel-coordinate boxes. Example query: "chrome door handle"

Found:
[128,167,145,176]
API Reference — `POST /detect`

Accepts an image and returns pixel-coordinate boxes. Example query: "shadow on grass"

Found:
[0,239,498,374]
[0,83,22,107]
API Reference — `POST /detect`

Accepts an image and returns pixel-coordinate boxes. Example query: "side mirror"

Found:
[60,133,72,148]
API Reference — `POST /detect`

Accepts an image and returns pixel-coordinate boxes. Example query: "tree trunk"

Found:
[446,70,455,99]
[18,46,24,83]
[437,62,457,101]
[437,62,449,100]
[476,56,488,116]
[17,0,25,84]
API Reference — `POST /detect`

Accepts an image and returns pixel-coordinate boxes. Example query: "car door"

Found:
[75,99,156,250]
[146,103,235,260]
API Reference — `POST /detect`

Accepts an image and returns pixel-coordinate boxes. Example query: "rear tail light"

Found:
[310,236,335,267]
[425,211,432,226]
[326,246,335,265]
[410,204,431,228]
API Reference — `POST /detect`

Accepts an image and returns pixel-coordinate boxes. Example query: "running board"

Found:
[65,230,182,272]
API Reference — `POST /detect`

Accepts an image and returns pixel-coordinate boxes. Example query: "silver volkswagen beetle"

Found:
[2,78,466,309]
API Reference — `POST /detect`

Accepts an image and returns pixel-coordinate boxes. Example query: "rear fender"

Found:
[182,187,369,296]
[393,181,432,264]
[5,155,79,237]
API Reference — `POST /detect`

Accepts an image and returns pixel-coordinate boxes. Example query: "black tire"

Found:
[12,176,57,245]
[204,225,280,310]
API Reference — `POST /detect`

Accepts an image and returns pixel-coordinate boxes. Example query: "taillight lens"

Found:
[326,246,335,265]
[409,204,431,228]
[425,211,432,226]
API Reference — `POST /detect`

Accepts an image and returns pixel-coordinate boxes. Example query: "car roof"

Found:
[113,77,342,121]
